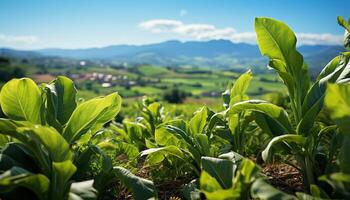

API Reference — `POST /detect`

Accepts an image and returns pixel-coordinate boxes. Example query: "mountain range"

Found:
[0,40,344,72]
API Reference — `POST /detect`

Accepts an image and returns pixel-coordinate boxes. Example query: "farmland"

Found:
[0,14,350,200]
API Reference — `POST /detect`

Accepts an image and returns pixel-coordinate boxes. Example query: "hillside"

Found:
[0,40,345,72]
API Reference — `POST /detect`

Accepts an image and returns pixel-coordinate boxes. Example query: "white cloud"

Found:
[296,33,343,45]
[0,34,38,44]
[139,19,343,45]
[180,9,187,17]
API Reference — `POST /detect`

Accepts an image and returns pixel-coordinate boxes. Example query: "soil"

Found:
[262,163,305,194]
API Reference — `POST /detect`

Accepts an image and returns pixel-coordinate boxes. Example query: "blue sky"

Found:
[0,0,349,49]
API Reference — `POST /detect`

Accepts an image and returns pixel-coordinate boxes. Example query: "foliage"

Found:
[0,15,350,200]
[0,76,156,200]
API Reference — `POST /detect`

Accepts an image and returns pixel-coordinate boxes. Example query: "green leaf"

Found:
[255,17,308,121]
[319,52,350,84]
[201,156,235,189]
[50,160,77,200]
[317,56,341,82]
[124,121,147,149]
[155,126,181,146]
[255,17,303,82]
[310,184,330,199]
[0,143,39,172]
[0,167,49,200]
[338,16,350,50]
[0,78,43,124]
[251,178,297,200]
[74,145,114,193]
[140,146,186,165]
[63,93,122,144]
[189,107,208,135]
[229,70,253,106]
[18,125,74,162]
[262,134,306,162]
[113,166,156,200]
[252,112,286,137]
[338,16,350,32]
[229,100,293,133]
[297,82,325,135]
[325,83,350,132]
[195,134,211,156]
[45,76,77,128]
[200,171,235,200]
[255,17,301,64]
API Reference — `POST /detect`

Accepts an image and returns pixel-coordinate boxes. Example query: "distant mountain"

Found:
[37,40,261,59]
[0,48,41,58]
[1,40,345,72]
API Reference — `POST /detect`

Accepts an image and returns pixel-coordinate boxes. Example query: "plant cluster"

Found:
[0,16,350,200]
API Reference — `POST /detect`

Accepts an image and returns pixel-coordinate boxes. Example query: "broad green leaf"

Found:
[115,142,140,161]
[45,76,77,128]
[319,52,350,84]
[0,167,49,200]
[124,121,147,149]
[74,145,114,193]
[63,93,121,144]
[155,126,181,146]
[0,121,73,173]
[0,143,39,172]
[255,17,308,121]
[50,160,77,200]
[165,125,195,147]
[207,112,225,133]
[19,126,73,162]
[255,18,303,67]
[255,17,303,81]
[68,180,97,200]
[195,134,211,156]
[200,171,235,200]
[251,178,297,200]
[325,84,350,132]
[317,56,341,82]
[230,159,260,200]
[0,135,10,148]
[252,112,286,136]
[310,184,330,199]
[189,107,208,135]
[113,166,156,200]
[201,156,235,189]
[228,112,239,135]
[229,70,253,106]
[140,146,186,165]
[262,134,306,162]
[0,78,43,124]
[234,158,259,183]
[229,100,293,133]
[297,82,325,135]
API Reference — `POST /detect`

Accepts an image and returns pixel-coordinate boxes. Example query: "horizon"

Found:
[1,38,344,51]
[1,0,349,50]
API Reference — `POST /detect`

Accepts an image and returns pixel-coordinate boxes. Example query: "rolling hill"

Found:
[0,40,345,72]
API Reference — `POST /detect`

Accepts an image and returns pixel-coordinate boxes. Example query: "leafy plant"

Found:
[0,77,156,200]
[249,16,350,193]
[141,106,217,176]
[200,154,260,200]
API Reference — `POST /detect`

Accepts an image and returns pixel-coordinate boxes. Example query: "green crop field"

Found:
[0,15,349,200]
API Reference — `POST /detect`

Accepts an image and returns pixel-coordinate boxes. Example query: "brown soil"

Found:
[262,163,305,194]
